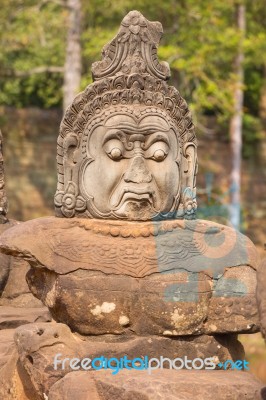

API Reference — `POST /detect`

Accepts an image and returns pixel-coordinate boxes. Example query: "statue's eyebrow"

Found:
[143,133,170,150]
[102,129,125,146]
[102,125,158,146]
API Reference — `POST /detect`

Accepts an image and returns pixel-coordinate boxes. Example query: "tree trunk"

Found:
[63,0,81,111]
[259,63,266,166]
[229,3,245,230]
[259,64,266,130]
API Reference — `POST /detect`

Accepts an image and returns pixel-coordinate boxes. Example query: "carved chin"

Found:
[113,200,159,221]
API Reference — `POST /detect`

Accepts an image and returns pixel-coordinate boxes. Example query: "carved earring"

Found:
[183,187,197,218]
[54,181,86,218]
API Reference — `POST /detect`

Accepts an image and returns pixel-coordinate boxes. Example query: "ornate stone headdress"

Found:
[55,10,197,219]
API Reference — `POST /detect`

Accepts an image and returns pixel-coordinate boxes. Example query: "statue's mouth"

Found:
[111,187,156,210]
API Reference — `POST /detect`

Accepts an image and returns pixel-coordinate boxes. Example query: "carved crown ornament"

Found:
[55,10,198,220]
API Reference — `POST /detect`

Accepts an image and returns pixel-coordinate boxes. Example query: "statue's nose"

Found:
[124,156,152,183]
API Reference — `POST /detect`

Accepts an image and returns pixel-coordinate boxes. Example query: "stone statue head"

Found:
[55,10,197,220]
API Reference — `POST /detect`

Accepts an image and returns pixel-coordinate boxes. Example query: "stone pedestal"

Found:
[48,370,266,400]
[0,217,259,337]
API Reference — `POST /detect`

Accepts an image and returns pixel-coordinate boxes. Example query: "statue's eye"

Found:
[153,149,167,162]
[104,139,124,161]
[145,141,169,162]
[109,147,122,160]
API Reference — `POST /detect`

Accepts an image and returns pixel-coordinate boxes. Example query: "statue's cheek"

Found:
[81,159,126,210]
[147,158,179,187]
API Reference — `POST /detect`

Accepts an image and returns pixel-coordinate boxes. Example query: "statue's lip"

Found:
[111,187,155,209]
[124,187,154,196]
[119,192,151,203]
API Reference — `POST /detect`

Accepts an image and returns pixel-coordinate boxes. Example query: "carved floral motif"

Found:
[54,182,86,218]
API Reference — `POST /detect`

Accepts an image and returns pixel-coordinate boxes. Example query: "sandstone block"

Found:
[0,217,259,336]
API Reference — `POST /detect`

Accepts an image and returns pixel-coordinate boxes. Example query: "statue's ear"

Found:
[64,134,78,166]
[62,133,79,192]
[182,143,197,189]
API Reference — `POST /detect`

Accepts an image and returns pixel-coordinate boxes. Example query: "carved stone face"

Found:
[56,11,198,220]
[80,108,181,220]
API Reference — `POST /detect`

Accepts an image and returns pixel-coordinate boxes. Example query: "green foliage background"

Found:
[0,0,265,152]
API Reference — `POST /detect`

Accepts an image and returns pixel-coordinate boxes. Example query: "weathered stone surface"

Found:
[0,255,43,308]
[49,372,100,400]
[6,321,244,397]
[0,220,19,297]
[0,328,16,369]
[0,217,259,335]
[0,131,41,307]
[0,306,51,329]
[13,323,80,398]
[0,308,51,398]
[0,220,42,308]
[26,267,258,336]
[0,253,9,296]
[48,370,266,400]
[0,348,39,400]
[257,258,266,338]
[55,10,197,221]
[0,217,258,276]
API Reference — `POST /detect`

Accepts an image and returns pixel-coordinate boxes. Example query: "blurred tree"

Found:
[63,0,81,111]
[244,0,266,155]
[0,0,265,152]
[0,0,66,107]
[229,2,245,230]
